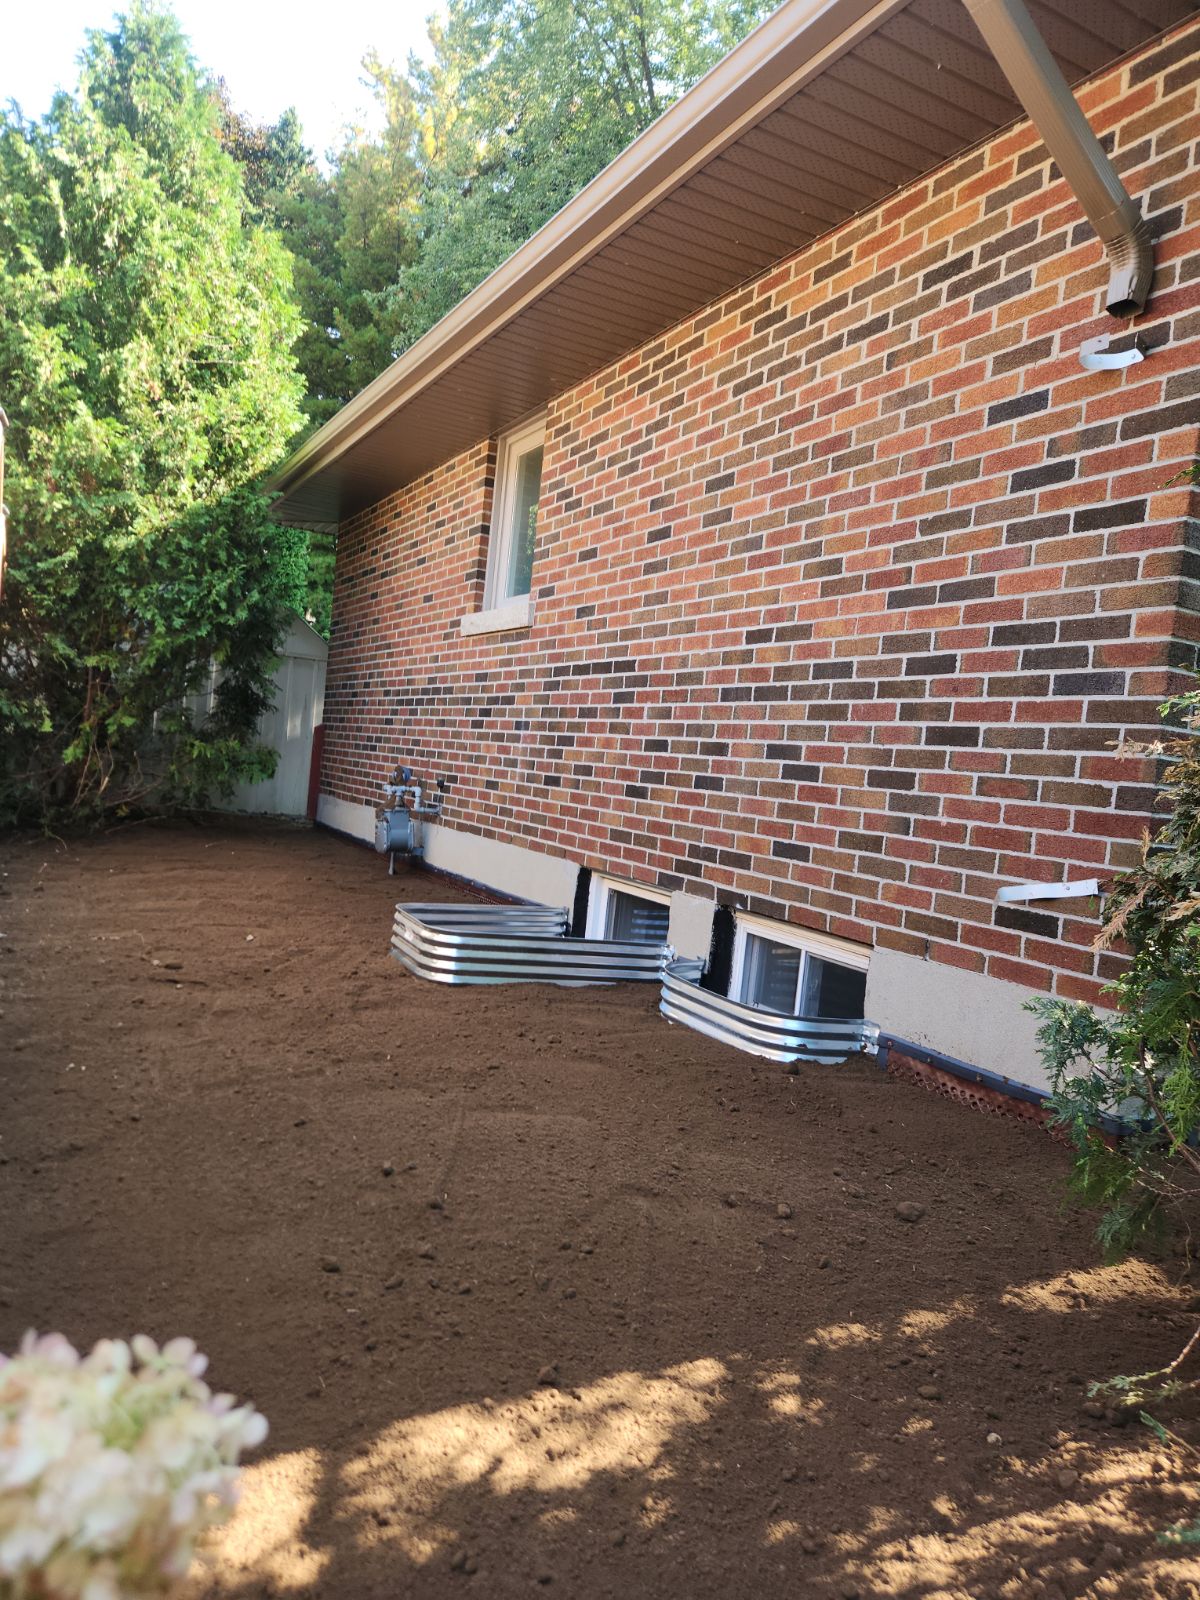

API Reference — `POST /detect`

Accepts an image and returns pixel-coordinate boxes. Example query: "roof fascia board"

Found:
[267,0,906,510]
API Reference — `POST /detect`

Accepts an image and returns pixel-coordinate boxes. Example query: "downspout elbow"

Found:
[963,0,1155,318]
[1101,207,1154,318]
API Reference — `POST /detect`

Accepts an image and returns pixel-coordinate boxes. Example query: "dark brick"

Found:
[904,653,958,676]
[1019,646,1089,670]
[973,270,1031,313]
[993,336,1054,376]
[984,171,1044,215]
[886,584,938,610]
[990,622,1056,647]
[771,840,812,862]
[1072,499,1147,532]
[921,251,975,292]
[1004,514,1070,544]
[995,905,1061,938]
[980,221,1038,265]
[1010,459,1076,493]
[988,389,1049,426]
[814,249,852,285]
[882,631,931,654]
[1051,671,1126,696]
[847,312,891,344]
[839,830,888,854]
[1120,399,1200,441]
[937,576,996,603]
[1059,615,1131,643]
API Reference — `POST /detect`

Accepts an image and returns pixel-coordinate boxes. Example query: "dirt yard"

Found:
[2,819,1199,1599]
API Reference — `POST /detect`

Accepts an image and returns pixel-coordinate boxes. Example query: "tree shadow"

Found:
[184,1266,1200,1600]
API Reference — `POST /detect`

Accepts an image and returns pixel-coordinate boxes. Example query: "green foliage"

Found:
[216,66,419,436]
[1028,677,1200,1260]
[388,0,778,345]
[1,0,804,812]
[0,3,308,825]
[208,0,780,631]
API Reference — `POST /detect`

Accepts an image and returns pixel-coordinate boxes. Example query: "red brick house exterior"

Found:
[276,10,1200,1091]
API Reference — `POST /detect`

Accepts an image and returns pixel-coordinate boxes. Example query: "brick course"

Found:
[322,20,1200,1011]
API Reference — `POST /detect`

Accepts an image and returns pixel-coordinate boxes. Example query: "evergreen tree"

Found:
[0,4,308,823]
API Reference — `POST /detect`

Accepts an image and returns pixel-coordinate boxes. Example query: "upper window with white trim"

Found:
[729,914,868,1020]
[486,413,544,607]
[585,874,671,945]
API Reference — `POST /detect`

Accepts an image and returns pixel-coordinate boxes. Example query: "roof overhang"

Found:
[267,0,1194,530]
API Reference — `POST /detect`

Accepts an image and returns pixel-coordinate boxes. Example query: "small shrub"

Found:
[1029,679,1200,1260]
[0,1331,266,1599]
[1029,675,1200,1530]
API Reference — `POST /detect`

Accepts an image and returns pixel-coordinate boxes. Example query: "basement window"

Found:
[729,914,868,1020]
[585,875,671,944]
[461,413,545,637]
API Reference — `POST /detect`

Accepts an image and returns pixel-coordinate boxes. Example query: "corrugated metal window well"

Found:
[390,902,669,986]
[661,913,878,1066]
[389,893,879,1066]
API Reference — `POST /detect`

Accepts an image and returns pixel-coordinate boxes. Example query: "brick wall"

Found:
[323,19,1200,1010]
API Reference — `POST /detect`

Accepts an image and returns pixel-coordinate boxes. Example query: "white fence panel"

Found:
[191,614,327,817]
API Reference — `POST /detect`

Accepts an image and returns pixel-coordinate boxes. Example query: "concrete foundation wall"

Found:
[421,822,579,908]
[864,947,1053,1092]
[316,793,374,843]
[668,891,716,960]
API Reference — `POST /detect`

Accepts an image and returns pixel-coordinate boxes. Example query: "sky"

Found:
[5,0,436,160]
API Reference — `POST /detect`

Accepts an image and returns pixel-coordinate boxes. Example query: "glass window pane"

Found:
[743,933,867,1020]
[503,443,543,599]
[802,955,866,1020]
[607,890,669,944]
[743,935,802,1014]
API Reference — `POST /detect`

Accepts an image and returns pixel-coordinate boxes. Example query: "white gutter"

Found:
[266,0,903,510]
[270,0,1166,517]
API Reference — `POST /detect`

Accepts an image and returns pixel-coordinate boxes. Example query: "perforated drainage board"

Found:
[661,958,880,1065]
[391,902,670,985]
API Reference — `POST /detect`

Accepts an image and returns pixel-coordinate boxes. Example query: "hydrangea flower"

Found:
[0,1332,266,1598]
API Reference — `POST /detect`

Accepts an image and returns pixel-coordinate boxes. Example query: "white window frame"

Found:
[585,873,671,942]
[728,912,869,1016]
[460,413,546,637]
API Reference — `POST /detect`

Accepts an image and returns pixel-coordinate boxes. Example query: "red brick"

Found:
[321,21,1200,1026]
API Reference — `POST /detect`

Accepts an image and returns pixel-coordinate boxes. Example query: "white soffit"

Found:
[268,0,1196,528]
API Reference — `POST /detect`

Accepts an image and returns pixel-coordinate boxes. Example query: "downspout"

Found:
[963,0,1154,316]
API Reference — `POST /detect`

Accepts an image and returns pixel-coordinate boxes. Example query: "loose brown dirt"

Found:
[2,818,1200,1599]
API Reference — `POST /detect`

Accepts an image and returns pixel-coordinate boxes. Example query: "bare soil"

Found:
[2,818,1200,1600]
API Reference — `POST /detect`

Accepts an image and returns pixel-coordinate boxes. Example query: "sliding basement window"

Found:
[585,875,671,945]
[729,914,868,1020]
